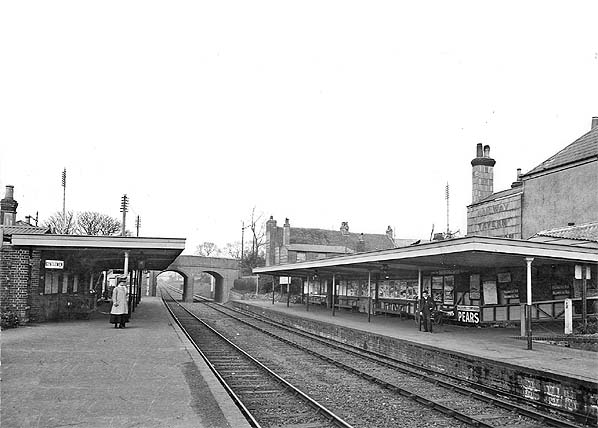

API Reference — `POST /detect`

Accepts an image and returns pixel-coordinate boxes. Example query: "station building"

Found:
[256,118,598,326]
[467,117,598,239]
[265,218,419,266]
[0,186,185,324]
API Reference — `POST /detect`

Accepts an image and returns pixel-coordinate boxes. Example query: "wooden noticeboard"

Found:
[483,280,497,305]
[469,274,481,299]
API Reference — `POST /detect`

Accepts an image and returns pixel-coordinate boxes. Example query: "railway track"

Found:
[221,299,593,427]
[163,287,589,427]
[162,290,352,428]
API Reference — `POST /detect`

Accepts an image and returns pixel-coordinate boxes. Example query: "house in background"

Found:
[265,218,419,267]
[467,117,598,239]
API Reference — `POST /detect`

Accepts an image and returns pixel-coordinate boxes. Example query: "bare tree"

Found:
[237,207,266,274]
[224,241,242,259]
[248,207,265,259]
[43,211,77,234]
[77,211,121,236]
[195,241,221,257]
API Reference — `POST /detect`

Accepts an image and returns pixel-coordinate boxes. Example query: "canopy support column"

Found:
[332,274,336,317]
[525,257,534,350]
[367,271,372,323]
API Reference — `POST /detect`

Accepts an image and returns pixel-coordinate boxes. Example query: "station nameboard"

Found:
[45,260,64,269]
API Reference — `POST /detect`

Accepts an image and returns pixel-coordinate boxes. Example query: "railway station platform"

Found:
[1,296,251,428]
[236,298,598,384]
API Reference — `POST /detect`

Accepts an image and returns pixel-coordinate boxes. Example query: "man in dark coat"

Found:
[419,290,436,333]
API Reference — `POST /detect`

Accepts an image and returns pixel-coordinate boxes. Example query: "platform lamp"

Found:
[382,264,390,280]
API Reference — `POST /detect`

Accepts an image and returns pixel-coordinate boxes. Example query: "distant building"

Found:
[264,218,419,267]
[467,117,598,239]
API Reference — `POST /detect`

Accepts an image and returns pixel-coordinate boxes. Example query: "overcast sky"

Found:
[1,1,597,254]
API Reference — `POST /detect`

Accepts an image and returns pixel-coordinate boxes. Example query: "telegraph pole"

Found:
[445,182,450,236]
[61,168,66,224]
[241,221,245,263]
[120,194,129,236]
[135,215,140,237]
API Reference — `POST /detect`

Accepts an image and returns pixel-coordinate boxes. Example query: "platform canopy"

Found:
[10,234,186,271]
[253,235,598,279]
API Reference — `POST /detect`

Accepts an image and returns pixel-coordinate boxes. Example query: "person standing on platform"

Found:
[110,278,129,329]
[419,290,436,333]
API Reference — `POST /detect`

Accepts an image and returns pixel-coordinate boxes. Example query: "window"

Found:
[296,252,306,262]
[43,271,79,294]
[44,271,60,294]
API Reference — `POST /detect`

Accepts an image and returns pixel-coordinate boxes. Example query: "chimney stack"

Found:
[1,185,18,226]
[283,218,290,246]
[511,168,523,188]
[592,117,598,130]
[470,144,496,204]
[340,221,350,236]
[356,233,366,252]
[265,216,277,267]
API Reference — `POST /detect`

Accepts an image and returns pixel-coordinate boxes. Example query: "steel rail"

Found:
[161,292,261,428]
[196,296,587,428]
[162,288,354,428]
[193,298,497,428]
[233,304,588,428]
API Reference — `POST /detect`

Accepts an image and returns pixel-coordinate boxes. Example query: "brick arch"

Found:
[150,255,240,303]
[154,269,192,300]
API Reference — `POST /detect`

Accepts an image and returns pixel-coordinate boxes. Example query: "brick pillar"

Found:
[28,250,41,322]
[0,247,31,323]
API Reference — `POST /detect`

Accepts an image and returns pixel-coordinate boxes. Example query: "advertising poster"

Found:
[483,280,498,305]
[443,276,454,305]
[432,276,443,302]
[469,274,481,299]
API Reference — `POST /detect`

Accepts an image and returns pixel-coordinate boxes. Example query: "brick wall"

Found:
[472,164,495,203]
[234,302,597,419]
[467,192,522,238]
[0,245,39,323]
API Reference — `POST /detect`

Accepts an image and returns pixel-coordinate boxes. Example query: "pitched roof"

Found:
[529,222,598,248]
[522,126,598,177]
[290,227,395,251]
[287,227,418,252]
[473,186,523,205]
[1,224,50,235]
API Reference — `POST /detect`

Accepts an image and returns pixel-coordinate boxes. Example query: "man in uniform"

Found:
[419,290,436,333]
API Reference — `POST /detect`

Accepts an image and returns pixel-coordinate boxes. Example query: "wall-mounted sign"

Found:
[503,288,520,299]
[575,265,591,280]
[551,284,571,296]
[497,272,511,283]
[45,260,64,269]
[456,305,480,324]
[483,280,498,305]
[469,274,480,299]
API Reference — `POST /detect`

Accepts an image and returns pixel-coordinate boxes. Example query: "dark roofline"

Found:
[521,127,598,178]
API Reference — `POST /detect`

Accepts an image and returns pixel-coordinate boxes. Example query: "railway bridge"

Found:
[149,255,240,303]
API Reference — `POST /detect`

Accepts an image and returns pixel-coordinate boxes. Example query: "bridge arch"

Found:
[150,255,240,303]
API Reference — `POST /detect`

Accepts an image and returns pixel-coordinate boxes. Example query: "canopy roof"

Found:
[10,234,186,271]
[254,235,598,279]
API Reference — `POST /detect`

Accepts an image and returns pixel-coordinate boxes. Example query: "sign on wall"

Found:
[457,305,480,324]
[45,260,64,269]
[469,274,480,299]
[483,280,497,304]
